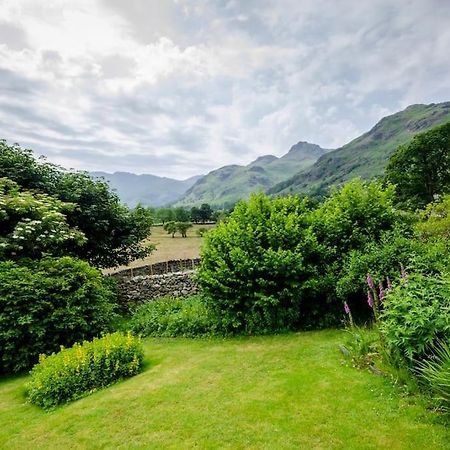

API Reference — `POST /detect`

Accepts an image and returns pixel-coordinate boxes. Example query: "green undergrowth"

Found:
[1,330,449,449]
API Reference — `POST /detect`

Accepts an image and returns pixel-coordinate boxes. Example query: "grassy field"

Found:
[1,330,449,449]
[110,224,215,272]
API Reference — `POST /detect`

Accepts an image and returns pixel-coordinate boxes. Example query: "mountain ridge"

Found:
[174,141,331,207]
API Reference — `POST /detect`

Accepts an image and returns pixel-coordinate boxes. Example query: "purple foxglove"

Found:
[367,273,374,289]
[367,291,374,308]
[400,263,408,279]
[386,276,392,290]
[379,282,385,302]
[344,302,350,314]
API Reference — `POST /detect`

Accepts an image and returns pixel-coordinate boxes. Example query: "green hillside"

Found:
[175,142,330,207]
[269,102,450,196]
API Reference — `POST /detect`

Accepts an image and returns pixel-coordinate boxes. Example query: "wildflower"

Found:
[379,282,385,302]
[367,291,373,308]
[344,302,350,314]
[367,273,374,289]
[386,276,392,290]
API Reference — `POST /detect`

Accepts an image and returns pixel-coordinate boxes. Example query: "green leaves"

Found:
[27,332,144,409]
[0,257,116,374]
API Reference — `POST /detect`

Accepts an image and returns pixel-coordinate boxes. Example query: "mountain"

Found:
[269,102,450,196]
[174,142,331,207]
[91,171,203,207]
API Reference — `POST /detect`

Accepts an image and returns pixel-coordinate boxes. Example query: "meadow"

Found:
[1,330,449,450]
[108,224,215,273]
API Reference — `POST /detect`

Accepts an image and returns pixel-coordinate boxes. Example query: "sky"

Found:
[0,0,449,179]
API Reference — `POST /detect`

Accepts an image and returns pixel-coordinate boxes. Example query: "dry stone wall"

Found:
[111,259,200,310]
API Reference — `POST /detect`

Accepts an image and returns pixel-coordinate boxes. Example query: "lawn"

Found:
[108,224,215,273]
[1,330,449,449]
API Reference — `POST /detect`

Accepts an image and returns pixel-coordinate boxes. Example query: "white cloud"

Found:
[0,0,449,178]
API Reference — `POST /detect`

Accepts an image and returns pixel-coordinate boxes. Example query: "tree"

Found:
[163,221,178,238]
[199,203,213,223]
[176,221,193,238]
[156,208,174,225]
[174,207,190,222]
[385,121,450,209]
[0,178,86,260]
[190,206,202,223]
[0,141,153,267]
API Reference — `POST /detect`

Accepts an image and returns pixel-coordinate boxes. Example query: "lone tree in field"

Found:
[176,221,193,238]
[385,121,450,209]
[163,221,178,238]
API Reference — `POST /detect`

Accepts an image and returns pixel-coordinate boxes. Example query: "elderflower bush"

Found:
[0,178,86,259]
[27,332,144,409]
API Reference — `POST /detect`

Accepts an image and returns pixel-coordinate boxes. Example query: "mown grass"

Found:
[1,330,449,449]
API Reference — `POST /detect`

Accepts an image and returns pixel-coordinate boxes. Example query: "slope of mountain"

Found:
[269,102,450,196]
[175,142,331,207]
[91,171,202,207]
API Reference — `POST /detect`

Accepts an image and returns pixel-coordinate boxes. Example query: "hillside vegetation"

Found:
[269,102,450,196]
[175,141,329,207]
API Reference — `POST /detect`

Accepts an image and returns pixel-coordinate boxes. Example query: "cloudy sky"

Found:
[0,0,449,178]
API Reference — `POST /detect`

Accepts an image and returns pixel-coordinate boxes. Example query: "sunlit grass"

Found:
[1,330,449,449]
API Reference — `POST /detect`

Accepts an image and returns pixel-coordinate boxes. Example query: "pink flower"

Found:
[386,276,392,290]
[367,273,374,289]
[344,302,350,314]
[367,291,374,308]
[379,282,385,302]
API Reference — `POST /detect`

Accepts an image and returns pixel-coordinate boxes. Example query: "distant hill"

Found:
[90,171,203,207]
[269,102,450,196]
[175,142,331,207]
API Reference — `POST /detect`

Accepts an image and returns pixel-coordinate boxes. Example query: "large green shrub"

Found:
[0,257,116,374]
[380,273,450,364]
[27,332,143,408]
[310,179,398,258]
[129,296,215,337]
[197,193,329,333]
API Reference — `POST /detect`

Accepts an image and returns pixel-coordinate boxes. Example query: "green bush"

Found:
[27,332,143,409]
[417,340,450,411]
[129,296,216,337]
[0,257,116,374]
[380,273,450,364]
[197,193,330,334]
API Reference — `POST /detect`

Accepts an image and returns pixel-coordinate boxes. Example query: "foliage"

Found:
[128,296,216,337]
[0,257,116,374]
[416,194,450,240]
[0,141,153,267]
[343,326,381,369]
[337,231,450,317]
[163,221,178,238]
[196,227,209,237]
[385,121,450,209]
[417,340,450,411]
[197,193,328,333]
[311,179,398,258]
[0,178,86,259]
[380,273,450,364]
[163,221,193,238]
[177,221,193,237]
[27,332,143,409]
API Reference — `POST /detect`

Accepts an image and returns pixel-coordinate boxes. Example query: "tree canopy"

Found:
[385,121,450,209]
[0,140,153,267]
